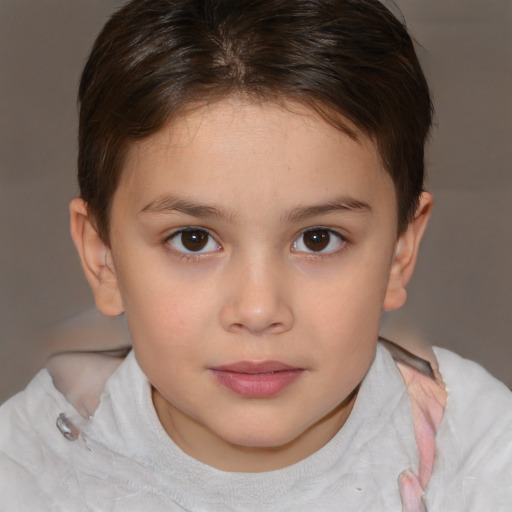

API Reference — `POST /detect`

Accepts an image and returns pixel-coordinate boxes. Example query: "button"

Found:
[56,413,79,441]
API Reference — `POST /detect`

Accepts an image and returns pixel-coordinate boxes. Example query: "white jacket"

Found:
[0,344,511,511]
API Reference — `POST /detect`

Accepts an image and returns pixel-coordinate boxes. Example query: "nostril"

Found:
[220,299,294,335]
[228,321,285,335]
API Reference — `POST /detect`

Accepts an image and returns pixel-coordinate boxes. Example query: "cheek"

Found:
[126,284,211,382]
[297,256,391,366]
[305,260,391,321]
[117,261,218,351]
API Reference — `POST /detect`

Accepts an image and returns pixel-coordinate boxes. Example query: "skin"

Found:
[70,98,432,472]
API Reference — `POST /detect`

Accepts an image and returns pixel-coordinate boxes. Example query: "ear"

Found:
[383,192,433,311]
[69,198,124,317]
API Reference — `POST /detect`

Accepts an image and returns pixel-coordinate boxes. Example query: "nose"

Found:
[219,258,294,336]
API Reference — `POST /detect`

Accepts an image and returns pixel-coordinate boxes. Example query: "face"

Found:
[81,98,420,471]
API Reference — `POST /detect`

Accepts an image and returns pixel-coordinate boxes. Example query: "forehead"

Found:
[115,98,396,221]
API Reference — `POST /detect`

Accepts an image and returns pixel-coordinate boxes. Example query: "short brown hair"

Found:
[78,0,432,242]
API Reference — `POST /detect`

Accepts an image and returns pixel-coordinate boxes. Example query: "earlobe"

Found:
[383,192,433,312]
[69,198,124,317]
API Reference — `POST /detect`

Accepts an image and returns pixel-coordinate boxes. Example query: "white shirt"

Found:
[0,345,511,511]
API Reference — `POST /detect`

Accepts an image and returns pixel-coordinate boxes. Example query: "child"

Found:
[1,0,511,510]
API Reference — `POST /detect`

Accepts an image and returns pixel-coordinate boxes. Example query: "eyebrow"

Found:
[282,197,372,222]
[139,194,372,222]
[139,195,235,221]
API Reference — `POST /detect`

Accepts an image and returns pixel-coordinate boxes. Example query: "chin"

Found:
[218,421,305,450]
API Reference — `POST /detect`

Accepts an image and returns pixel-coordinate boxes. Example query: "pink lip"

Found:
[210,361,304,398]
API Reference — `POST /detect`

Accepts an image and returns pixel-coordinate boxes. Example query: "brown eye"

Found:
[292,228,345,254]
[303,229,330,251]
[168,229,221,254]
[181,230,208,251]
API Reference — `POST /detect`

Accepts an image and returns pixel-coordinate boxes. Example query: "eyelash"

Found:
[163,226,349,261]
[164,227,222,261]
[292,227,348,257]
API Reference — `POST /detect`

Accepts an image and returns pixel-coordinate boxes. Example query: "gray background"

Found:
[1,0,511,403]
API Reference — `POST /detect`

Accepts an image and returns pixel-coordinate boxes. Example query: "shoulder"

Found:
[435,346,512,464]
[435,346,512,433]
[427,347,512,510]
[0,350,130,509]
[0,369,66,507]
[0,367,63,436]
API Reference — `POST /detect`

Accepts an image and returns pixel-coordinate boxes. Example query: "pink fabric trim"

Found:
[396,361,448,512]
[398,470,427,512]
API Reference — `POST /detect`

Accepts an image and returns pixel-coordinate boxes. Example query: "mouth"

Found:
[209,361,304,398]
